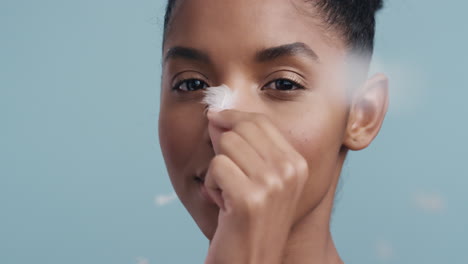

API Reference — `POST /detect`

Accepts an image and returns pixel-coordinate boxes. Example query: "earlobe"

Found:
[343,73,389,151]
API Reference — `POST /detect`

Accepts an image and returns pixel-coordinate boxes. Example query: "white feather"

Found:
[201,84,234,111]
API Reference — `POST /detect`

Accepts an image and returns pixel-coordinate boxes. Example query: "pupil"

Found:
[188,80,203,91]
[276,79,294,90]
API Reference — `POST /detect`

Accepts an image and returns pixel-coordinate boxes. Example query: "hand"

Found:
[204,109,309,264]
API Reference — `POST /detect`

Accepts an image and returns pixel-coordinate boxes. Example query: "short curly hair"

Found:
[162,0,383,56]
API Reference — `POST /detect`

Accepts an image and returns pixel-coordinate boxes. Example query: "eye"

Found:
[263,78,305,91]
[173,78,209,92]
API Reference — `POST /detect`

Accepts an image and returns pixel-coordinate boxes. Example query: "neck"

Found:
[282,154,345,264]
[282,205,343,264]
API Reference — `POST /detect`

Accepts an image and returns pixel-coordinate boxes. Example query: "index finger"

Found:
[207,109,297,155]
[207,109,257,130]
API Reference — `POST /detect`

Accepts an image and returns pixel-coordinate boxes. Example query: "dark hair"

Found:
[163,0,383,56]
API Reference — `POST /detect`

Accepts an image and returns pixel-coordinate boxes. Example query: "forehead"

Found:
[164,0,346,62]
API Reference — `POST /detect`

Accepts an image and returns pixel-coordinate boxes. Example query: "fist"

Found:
[204,109,309,264]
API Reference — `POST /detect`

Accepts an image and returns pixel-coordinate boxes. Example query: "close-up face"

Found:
[158,0,377,240]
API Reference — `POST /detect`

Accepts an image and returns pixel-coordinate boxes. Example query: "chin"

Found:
[198,217,218,240]
[191,206,219,240]
[179,184,220,240]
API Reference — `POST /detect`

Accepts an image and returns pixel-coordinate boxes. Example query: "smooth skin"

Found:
[158,0,389,263]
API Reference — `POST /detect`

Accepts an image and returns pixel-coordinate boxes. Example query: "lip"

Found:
[194,170,217,205]
[194,169,208,183]
[198,181,217,205]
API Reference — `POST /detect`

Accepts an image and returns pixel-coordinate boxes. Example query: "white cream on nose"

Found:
[201,84,235,112]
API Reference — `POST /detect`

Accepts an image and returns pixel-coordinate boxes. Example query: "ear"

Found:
[343,73,389,151]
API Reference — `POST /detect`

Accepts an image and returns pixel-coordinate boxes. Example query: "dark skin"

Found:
[158,0,389,263]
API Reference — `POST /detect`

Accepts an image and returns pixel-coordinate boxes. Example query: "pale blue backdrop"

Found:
[1,0,467,263]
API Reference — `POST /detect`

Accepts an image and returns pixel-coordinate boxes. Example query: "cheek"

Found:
[273,105,346,217]
[158,108,204,173]
[277,107,344,165]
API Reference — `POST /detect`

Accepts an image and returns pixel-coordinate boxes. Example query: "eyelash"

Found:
[171,77,306,92]
[171,78,209,92]
[263,76,306,91]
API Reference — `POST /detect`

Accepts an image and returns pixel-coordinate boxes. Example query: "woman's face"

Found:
[159,0,353,239]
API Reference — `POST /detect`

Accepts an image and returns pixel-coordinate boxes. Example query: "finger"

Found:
[206,109,250,130]
[204,154,250,211]
[208,109,293,152]
[251,119,308,185]
[209,109,295,162]
[210,109,307,188]
[207,109,268,162]
[251,115,301,158]
[216,130,265,179]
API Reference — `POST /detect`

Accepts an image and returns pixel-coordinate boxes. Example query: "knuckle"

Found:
[278,160,296,179]
[274,156,308,187]
[263,169,278,181]
[229,186,266,216]
[295,156,309,177]
[244,190,266,213]
[265,176,284,193]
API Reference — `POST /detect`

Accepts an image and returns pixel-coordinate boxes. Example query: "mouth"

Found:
[194,176,204,184]
[194,169,207,184]
[193,169,217,205]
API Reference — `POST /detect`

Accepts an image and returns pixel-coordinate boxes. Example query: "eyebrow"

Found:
[164,46,211,64]
[164,42,319,64]
[255,42,319,63]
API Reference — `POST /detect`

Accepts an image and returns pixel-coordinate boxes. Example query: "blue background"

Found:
[1,0,467,263]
